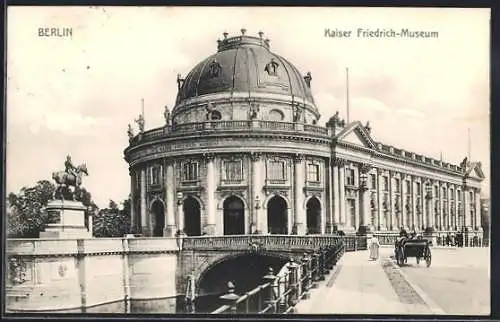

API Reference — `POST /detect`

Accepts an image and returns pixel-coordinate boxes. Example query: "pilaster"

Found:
[164,160,176,237]
[294,154,306,235]
[205,153,216,235]
[140,168,147,236]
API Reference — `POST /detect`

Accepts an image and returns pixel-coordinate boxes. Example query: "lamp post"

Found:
[175,192,186,249]
[252,195,261,234]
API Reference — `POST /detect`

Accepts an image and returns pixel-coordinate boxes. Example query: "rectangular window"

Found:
[416,182,421,194]
[383,177,389,191]
[450,189,454,200]
[308,164,320,182]
[370,174,376,190]
[395,178,400,193]
[442,187,447,198]
[151,166,161,185]
[225,160,243,181]
[406,180,411,194]
[182,162,199,181]
[469,191,474,203]
[268,160,286,180]
[434,186,438,197]
[457,192,461,201]
[345,168,355,186]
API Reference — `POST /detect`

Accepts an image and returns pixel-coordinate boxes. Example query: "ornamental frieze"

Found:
[8,256,29,285]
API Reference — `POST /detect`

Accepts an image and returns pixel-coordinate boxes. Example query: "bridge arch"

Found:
[150,198,166,237]
[195,252,289,300]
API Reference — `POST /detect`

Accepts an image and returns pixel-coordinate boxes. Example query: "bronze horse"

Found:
[52,163,89,188]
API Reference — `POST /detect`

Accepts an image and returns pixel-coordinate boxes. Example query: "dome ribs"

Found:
[272,54,294,98]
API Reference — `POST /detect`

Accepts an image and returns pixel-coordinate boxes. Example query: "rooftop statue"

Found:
[365,121,372,133]
[135,114,145,133]
[52,155,89,200]
[127,124,134,139]
[164,105,172,126]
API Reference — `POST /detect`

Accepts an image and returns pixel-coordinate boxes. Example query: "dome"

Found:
[174,30,316,109]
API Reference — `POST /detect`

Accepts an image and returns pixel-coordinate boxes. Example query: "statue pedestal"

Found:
[39,200,92,239]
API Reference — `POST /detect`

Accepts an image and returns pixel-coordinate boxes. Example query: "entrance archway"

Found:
[267,195,288,234]
[306,197,321,234]
[151,200,165,237]
[184,197,201,236]
[223,196,245,235]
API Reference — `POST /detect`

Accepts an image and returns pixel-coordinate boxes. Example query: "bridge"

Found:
[5,235,366,314]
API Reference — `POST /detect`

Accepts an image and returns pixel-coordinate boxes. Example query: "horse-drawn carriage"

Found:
[394,236,432,267]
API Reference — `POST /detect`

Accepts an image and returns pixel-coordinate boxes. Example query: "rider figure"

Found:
[65,155,77,178]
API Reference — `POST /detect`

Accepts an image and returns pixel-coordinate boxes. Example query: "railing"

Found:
[211,239,345,314]
[182,235,361,252]
[129,120,329,145]
[373,231,488,248]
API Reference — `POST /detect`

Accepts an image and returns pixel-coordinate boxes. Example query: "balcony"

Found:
[129,120,329,145]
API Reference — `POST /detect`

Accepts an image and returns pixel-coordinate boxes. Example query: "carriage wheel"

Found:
[396,249,404,266]
[425,249,432,268]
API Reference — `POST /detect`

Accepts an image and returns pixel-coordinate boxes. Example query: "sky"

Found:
[6,7,490,207]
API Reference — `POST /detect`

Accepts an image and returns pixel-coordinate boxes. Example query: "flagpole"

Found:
[141,98,145,118]
[346,67,350,123]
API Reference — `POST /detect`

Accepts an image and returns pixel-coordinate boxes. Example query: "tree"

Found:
[7,180,56,238]
[92,199,130,237]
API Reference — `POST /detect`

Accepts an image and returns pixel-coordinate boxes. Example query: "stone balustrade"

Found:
[129,120,329,145]
[182,235,365,252]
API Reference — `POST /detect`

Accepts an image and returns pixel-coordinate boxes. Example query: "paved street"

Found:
[295,247,490,315]
[398,247,490,315]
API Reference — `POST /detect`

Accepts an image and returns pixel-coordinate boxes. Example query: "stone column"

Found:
[338,161,346,229]
[422,180,428,230]
[411,178,417,229]
[140,168,147,236]
[455,188,460,229]
[358,164,370,233]
[250,153,262,234]
[294,154,306,235]
[177,195,185,233]
[475,189,482,232]
[130,169,137,233]
[464,186,471,229]
[425,180,434,230]
[377,169,384,230]
[448,186,453,230]
[164,161,176,237]
[332,160,340,230]
[389,171,395,231]
[400,175,406,230]
[205,154,216,235]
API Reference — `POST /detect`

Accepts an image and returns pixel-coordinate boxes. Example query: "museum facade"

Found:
[123,30,485,238]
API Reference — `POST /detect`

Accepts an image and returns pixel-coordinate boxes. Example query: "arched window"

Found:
[268,109,284,121]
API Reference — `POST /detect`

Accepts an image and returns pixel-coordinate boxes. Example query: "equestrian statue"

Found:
[52,155,89,200]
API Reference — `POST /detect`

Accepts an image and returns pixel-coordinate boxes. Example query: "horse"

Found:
[52,163,89,188]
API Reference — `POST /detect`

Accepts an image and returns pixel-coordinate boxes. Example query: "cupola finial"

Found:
[241,28,247,35]
[258,31,264,39]
[223,31,228,39]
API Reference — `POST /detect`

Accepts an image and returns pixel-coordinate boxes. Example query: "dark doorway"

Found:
[267,196,288,234]
[151,200,165,237]
[223,196,245,235]
[184,197,201,236]
[306,197,321,234]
